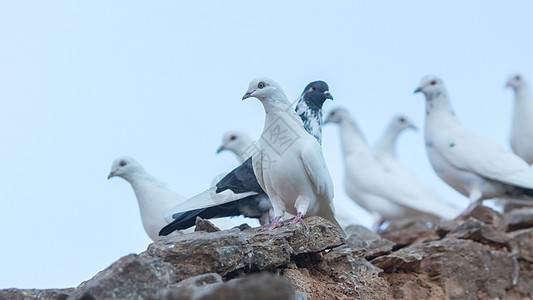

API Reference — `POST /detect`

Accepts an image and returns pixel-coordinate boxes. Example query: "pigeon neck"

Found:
[513,84,532,105]
[424,90,456,119]
[232,140,256,163]
[262,97,304,132]
[373,124,401,159]
[128,172,159,190]
[338,117,368,159]
[295,97,323,144]
[512,83,533,132]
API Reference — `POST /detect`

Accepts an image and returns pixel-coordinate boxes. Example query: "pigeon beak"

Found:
[216,145,225,154]
[410,124,419,131]
[107,171,116,180]
[242,90,254,100]
[413,87,423,94]
[324,116,331,124]
[505,82,512,88]
[324,91,333,100]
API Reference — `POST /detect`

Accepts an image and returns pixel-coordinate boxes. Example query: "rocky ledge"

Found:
[2,206,533,300]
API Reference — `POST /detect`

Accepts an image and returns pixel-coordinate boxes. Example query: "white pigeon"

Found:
[373,115,417,164]
[507,73,533,164]
[414,75,533,217]
[108,157,237,241]
[325,108,459,230]
[216,130,256,163]
[242,77,344,234]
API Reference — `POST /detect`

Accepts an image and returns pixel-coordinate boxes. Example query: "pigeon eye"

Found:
[515,75,521,81]
[399,118,406,123]
[430,80,437,86]
[119,161,127,167]
[230,135,236,141]
[258,82,265,89]
[311,86,318,91]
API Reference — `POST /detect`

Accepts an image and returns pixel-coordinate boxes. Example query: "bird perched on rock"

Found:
[160,81,334,235]
[216,131,256,163]
[507,73,533,164]
[108,157,238,240]
[108,157,189,241]
[325,108,458,231]
[414,75,533,218]
[373,115,417,164]
[241,77,342,233]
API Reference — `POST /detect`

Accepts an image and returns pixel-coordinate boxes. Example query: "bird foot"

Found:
[261,217,283,231]
[287,212,307,227]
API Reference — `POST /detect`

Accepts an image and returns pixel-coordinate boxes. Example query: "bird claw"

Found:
[287,212,307,227]
[261,217,283,231]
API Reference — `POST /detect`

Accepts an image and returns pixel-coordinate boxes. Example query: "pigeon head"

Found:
[414,75,446,98]
[301,81,333,109]
[391,115,418,131]
[108,156,145,180]
[506,73,526,90]
[242,77,285,102]
[216,130,253,155]
[324,107,350,124]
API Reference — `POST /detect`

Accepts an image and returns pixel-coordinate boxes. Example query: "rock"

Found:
[505,207,533,232]
[154,273,301,300]
[161,273,223,298]
[505,260,533,299]
[67,254,178,300]
[194,217,221,232]
[336,225,395,259]
[469,205,505,230]
[446,217,509,249]
[0,288,74,300]
[234,224,252,231]
[378,218,439,246]
[434,219,460,237]
[509,228,533,263]
[142,216,345,281]
[373,238,519,300]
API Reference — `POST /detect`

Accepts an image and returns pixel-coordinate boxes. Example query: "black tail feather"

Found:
[159,202,242,236]
[158,195,272,236]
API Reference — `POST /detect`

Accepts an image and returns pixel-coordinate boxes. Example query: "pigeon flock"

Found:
[108,73,533,241]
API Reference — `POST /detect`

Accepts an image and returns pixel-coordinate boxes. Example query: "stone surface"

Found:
[505,207,533,232]
[336,225,395,259]
[378,217,439,246]
[143,216,345,281]
[154,273,301,300]
[4,209,533,300]
[469,205,505,230]
[0,289,74,300]
[446,217,509,249]
[509,228,533,263]
[67,254,178,300]
[373,238,519,300]
[194,217,221,233]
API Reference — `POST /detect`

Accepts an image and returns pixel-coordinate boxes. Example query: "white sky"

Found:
[1,0,532,289]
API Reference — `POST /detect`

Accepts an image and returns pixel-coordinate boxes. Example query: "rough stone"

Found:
[154,273,300,300]
[142,216,345,281]
[505,207,533,232]
[67,254,178,300]
[509,228,533,263]
[469,205,505,230]
[378,217,439,246]
[0,289,74,300]
[336,225,395,259]
[194,217,221,233]
[373,238,519,300]
[446,217,509,248]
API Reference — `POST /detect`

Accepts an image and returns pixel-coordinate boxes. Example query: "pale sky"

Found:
[1,0,532,289]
